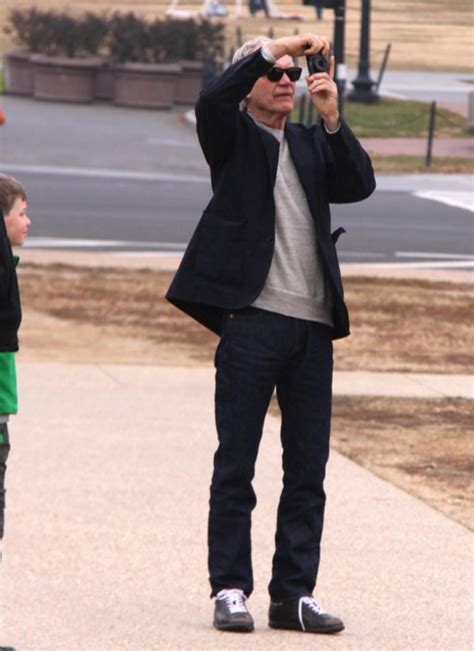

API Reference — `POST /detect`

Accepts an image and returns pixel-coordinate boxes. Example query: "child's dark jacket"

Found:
[0,210,21,352]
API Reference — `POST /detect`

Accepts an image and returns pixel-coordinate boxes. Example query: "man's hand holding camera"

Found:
[306,55,339,132]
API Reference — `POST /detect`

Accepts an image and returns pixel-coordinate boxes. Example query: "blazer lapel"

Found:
[285,124,323,234]
[243,111,279,187]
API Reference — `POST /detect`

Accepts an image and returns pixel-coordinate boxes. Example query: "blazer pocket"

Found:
[195,218,247,287]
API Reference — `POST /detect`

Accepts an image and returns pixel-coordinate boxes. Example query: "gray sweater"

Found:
[251,118,333,326]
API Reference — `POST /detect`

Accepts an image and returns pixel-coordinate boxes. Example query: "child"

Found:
[0,173,30,553]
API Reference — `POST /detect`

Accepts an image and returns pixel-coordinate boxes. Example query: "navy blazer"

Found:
[166,49,376,339]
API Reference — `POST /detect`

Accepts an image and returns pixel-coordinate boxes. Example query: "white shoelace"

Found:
[298,596,327,632]
[216,588,248,614]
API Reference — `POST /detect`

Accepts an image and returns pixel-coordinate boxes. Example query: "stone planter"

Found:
[4,50,34,96]
[31,55,103,103]
[95,60,115,101]
[113,62,181,109]
[175,60,204,105]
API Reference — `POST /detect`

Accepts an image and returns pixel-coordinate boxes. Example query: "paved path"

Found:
[334,371,473,400]
[1,363,472,650]
[360,137,474,158]
[375,70,474,111]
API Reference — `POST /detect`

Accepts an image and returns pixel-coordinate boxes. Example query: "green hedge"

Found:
[3,7,225,63]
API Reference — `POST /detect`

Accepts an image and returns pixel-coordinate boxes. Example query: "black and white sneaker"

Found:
[213,588,254,632]
[269,595,344,634]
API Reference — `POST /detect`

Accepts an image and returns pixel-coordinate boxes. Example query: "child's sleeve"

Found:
[0,211,14,299]
[0,210,21,352]
[0,213,9,298]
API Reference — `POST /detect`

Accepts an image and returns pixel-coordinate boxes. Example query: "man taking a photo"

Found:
[167,32,376,635]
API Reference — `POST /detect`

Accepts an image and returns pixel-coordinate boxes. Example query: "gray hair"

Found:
[232,36,271,64]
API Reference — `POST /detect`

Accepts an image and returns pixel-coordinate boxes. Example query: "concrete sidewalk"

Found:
[1,363,472,650]
[334,371,473,399]
[360,137,474,159]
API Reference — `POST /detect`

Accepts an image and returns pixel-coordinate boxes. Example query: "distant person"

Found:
[167,33,375,635]
[206,0,228,17]
[314,0,324,20]
[0,174,30,567]
[249,0,270,18]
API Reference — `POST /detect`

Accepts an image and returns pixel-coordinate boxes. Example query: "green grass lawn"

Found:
[292,97,470,138]
[344,98,469,138]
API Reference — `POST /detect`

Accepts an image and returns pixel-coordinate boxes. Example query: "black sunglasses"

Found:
[266,66,302,82]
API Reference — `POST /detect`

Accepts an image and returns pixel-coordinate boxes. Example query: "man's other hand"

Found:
[306,55,340,131]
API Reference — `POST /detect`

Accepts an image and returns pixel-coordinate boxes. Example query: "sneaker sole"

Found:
[214,621,254,633]
[269,621,344,634]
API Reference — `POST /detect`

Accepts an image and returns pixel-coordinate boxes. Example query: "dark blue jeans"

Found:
[248,0,270,16]
[208,307,333,601]
[0,422,11,540]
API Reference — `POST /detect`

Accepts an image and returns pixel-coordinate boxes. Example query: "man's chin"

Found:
[275,98,294,115]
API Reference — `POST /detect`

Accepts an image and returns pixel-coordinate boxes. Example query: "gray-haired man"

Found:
[166,33,375,635]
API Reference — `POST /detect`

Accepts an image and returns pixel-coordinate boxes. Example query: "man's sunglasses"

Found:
[266,66,302,82]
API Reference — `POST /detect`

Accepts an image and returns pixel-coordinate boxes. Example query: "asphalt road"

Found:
[0,95,473,266]
[1,169,470,266]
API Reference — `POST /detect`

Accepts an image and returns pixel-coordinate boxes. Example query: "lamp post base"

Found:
[347,80,379,104]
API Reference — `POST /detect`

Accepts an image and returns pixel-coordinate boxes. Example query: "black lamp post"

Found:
[332,0,346,115]
[302,0,347,114]
[348,0,379,103]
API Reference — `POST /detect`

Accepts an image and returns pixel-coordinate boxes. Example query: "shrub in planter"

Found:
[4,8,108,67]
[173,19,225,105]
[95,60,115,101]
[2,7,51,95]
[108,13,181,110]
[107,12,150,64]
[3,50,34,96]
[3,8,108,102]
[3,6,54,53]
[31,54,104,103]
[186,19,225,61]
[31,10,108,103]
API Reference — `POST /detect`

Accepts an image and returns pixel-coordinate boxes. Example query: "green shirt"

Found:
[0,255,19,415]
[0,352,17,415]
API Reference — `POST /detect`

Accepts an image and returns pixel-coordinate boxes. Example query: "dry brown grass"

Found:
[17,265,474,375]
[331,396,474,530]
[338,276,474,374]
[1,0,473,71]
[269,395,474,529]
